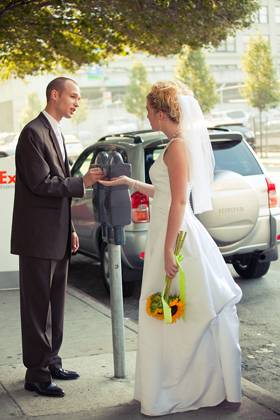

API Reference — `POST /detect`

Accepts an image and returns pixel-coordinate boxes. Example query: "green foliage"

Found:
[123,61,150,127]
[241,33,280,112]
[20,91,43,125]
[0,0,260,80]
[175,47,218,113]
[70,99,89,133]
[240,33,280,155]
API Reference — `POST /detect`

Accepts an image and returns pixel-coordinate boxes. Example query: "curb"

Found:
[242,378,280,415]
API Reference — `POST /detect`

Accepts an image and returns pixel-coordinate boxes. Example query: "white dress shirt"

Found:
[42,109,66,162]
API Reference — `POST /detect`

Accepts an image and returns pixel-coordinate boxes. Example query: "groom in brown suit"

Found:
[11,77,104,397]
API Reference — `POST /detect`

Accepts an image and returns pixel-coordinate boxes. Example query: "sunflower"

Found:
[146,292,164,319]
[154,308,164,321]
[146,293,185,323]
[169,297,185,324]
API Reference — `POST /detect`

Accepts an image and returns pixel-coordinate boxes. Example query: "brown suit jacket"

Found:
[11,112,84,260]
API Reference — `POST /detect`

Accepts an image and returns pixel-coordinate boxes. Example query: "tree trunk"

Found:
[259,108,263,157]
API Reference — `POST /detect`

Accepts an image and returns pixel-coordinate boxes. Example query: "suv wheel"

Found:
[100,242,135,297]
[232,259,270,279]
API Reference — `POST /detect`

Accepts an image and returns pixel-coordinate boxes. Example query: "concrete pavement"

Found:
[1,285,280,419]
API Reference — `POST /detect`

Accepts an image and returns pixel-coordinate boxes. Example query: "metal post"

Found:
[108,243,126,378]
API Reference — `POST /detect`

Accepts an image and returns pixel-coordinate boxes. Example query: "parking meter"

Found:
[91,151,132,377]
[103,151,131,245]
[91,152,108,225]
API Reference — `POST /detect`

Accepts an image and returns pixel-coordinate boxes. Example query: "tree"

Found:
[0,0,259,80]
[175,47,218,113]
[240,33,280,156]
[123,61,150,128]
[20,90,43,125]
[70,98,89,135]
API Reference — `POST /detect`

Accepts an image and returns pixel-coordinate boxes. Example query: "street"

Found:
[68,164,280,398]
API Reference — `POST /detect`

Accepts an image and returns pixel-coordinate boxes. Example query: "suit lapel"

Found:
[39,113,67,177]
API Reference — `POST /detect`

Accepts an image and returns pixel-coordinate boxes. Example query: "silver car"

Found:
[71,130,280,296]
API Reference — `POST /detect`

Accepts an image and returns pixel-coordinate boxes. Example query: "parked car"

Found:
[211,109,251,128]
[0,151,8,158]
[0,132,18,145]
[252,109,280,132]
[71,130,280,297]
[211,123,256,151]
[0,134,19,156]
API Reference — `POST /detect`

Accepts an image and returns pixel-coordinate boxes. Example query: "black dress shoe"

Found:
[50,368,80,380]
[25,381,65,397]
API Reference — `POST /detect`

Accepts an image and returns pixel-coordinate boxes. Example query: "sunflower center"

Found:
[171,305,178,316]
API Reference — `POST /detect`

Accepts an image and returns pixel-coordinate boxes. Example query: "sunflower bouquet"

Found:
[146,231,187,324]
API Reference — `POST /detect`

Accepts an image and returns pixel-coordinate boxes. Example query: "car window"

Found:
[227,110,245,119]
[145,145,166,183]
[72,151,94,178]
[213,140,262,176]
[145,140,262,182]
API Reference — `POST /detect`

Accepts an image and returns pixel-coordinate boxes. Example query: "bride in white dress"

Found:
[100,80,242,416]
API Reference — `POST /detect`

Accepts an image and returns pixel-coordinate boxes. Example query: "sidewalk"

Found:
[1,286,280,420]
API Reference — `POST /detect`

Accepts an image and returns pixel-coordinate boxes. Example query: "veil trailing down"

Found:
[134,88,242,416]
[178,94,215,214]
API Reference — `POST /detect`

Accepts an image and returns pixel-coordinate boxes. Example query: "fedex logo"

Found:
[0,171,16,184]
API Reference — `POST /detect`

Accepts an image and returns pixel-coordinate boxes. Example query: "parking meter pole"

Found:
[108,243,126,378]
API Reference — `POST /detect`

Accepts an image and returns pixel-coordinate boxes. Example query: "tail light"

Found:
[131,191,150,223]
[265,177,278,208]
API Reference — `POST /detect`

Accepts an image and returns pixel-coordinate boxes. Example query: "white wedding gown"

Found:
[134,141,242,416]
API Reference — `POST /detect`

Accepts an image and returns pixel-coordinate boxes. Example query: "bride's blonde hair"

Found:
[146,80,193,123]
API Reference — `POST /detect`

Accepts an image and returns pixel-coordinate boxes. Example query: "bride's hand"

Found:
[165,249,179,279]
[98,175,130,186]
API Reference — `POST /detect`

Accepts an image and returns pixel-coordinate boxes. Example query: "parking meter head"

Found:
[107,151,123,165]
[95,151,108,165]
[103,152,132,229]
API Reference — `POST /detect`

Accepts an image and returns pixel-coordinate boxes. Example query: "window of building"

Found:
[215,36,236,52]
[259,6,268,23]
[209,65,237,71]
[276,7,280,23]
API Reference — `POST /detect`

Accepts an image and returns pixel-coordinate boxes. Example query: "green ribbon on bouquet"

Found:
[161,254,186,324]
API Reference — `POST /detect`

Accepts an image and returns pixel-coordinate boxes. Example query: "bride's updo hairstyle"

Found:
[146,80,193,123]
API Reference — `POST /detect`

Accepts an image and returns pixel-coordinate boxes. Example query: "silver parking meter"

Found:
[91,150,132,378]
[103,151,131,245]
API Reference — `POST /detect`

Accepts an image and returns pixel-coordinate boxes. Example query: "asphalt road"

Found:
[68,165,280,397]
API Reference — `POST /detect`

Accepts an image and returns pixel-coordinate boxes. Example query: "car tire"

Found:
[232,259,270,279]
[100,241,135,298]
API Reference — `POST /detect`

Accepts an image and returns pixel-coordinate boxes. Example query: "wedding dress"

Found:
[134,140,242,416]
